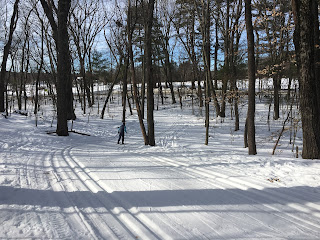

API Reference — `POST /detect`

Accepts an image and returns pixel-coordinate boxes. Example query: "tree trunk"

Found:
[141,61,146,119]
[201,0,211,145]
[231,0,242,131]
[145,0,156,146]
[41,0,75,131]
[244,0,257,155]
[164,38,176,104]
[127,0,148,145]
[35,24,44,115]
[0,0,19,112]
[220,0,230,118]
[292,0,320,159]
[214,16,219,90]
[101,59,123,119]
[122,55,129,123]
[190,15,203,108]
[56,0,72,136]
[81,58,92,112]
[313,0,320,112]
[273,75,280,120]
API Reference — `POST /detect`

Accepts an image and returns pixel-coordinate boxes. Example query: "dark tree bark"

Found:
[0,0,19,112]
[313,0,320,112]
[292,0,320,159]
[35,24,45,115]
[220,0,230,118]
[230,0,242,131]
[214,15,219,91]
[122,55,129,123]
[244,0,257,155]
[193,0,220,120]
[273,75,280,120]
[201,0,211,145]
[55,0,72,135]
[40,0,75,124]
[163,38,176,104]
[127,0,148,145]
[41,0,71,135]
[18,9,32,112]
[144,0,156,146]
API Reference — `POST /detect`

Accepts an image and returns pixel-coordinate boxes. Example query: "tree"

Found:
[312,0,320,112]
[144,0,156,146]
[216,0,244,129]
[127,0,148,145]
[157,0,176,104]
[229,0,243,131]
[195,0,212,145]
[40,0,73,135]
[291,0,320,159]
[254,0,292,120]
[69,0,105,113]
[220,0,230,118]
[173,0,204,108]
[244,0,257,155]
[0,0,20,113]
[16,6,33,112]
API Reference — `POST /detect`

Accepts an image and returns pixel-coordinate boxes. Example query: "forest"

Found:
[0,0,319,159]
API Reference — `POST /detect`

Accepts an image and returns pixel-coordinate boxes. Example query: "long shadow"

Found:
[1,185,319,209]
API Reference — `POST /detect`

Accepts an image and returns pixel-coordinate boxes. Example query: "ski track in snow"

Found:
[63,144,174,240]
[1,100,320,239]
[154,119,320,234]
[66,115,320,239]
[120,145,320,239]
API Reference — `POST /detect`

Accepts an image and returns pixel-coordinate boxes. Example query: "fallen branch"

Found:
[272,112,290,155]
[69,130,91,136]
[46,130,91,136]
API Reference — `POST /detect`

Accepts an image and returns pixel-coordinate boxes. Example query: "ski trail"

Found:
[147,154,320,236]
[117,148,283,239]
[64,145,174,240]
[158,154,320,217]
[93,141,279,239]
[53,145,165,239]
[151,114,320,235]
[52,147,128,240]
[45,150,98,239]
[135,167,281,239]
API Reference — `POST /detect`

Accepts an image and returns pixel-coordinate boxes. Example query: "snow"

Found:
[1,90,320,240]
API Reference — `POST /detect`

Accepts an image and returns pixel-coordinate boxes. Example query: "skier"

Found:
[117,122,127,144]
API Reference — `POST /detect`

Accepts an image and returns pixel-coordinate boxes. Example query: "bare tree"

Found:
[244,0,257,155]
[173,0,203,109]
[144,0,156,146]
[34,16,45,116]
[157,0,176,104]
[127,0,148,145]
[291,0,320,159]
[40,0,73,135]
[16,6,33,111]
[0,0,19,113]
[69,0,105,113]
[220,0,230,118]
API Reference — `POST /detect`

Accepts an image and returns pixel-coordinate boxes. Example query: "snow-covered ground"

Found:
[1,90,320,239]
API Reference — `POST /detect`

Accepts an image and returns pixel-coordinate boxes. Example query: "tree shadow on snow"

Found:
[0,185,319,210]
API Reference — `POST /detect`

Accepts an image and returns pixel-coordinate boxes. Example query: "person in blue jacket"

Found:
[117,122,127,144]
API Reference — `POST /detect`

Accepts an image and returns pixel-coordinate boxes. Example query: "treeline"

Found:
[0,0,319,158]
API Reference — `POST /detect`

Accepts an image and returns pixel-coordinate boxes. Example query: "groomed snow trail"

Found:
[1,104,320,239]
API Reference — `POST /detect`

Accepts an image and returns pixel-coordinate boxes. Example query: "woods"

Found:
[0,0,319,158]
